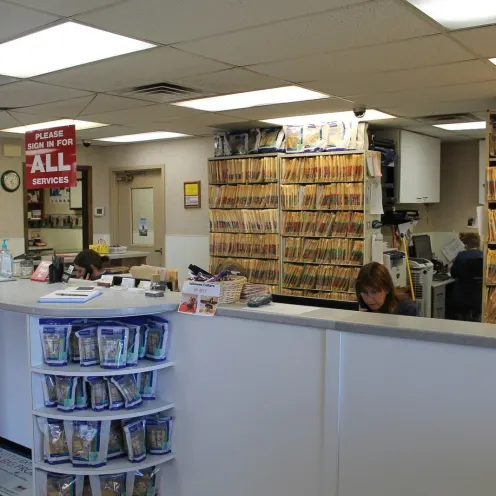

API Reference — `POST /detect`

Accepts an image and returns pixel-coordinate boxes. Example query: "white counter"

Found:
[42,250,150,264]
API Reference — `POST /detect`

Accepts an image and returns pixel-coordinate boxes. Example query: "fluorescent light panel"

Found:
[2,119,108,134]
[97,132,190,143]
[489,58,496,66]
[434,121,486,131]
[174,86,328,112]
[0,22,155,78]
[406,0,496,29]
[263,110,396,126]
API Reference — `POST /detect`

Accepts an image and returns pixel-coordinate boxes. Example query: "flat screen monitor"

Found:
[412,234,433,261]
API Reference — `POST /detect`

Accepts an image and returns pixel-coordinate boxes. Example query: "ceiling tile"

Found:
[170,69,285,94]
[7,0,123,16]
[174,0,440,66]
[249,35,474,82]
[402,126,466,140]
[34,47,230,93]
[456,129,487,139]
[453,26,496,59]
[0,81,91,108]
[0,2,58,43]
[76,0,369,45]
[305,60,496,98]
[85,104,206,126]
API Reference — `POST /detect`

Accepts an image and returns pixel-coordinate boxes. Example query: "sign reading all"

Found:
[25,125,77,188]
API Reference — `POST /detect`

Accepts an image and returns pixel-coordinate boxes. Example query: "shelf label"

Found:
[179,281,220,317]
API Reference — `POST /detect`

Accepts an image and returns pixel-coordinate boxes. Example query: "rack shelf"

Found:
[283,261,362,267]
[282,235,364,239]
[211,254,278,261]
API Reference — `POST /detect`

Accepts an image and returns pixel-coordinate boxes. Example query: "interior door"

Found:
[114,168,165,267]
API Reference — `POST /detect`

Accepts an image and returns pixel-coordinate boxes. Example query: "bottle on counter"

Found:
[0,239,13,279]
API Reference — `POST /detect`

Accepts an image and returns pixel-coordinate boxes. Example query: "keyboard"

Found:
[433,273,451,282]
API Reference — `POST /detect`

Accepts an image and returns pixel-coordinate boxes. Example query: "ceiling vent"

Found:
[117,82,205,103]
[416,113,481,125]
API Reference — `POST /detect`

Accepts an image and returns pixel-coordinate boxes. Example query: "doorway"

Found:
[110,166,165,267]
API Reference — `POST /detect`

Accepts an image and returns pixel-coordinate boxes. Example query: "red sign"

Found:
[25,125,76,189]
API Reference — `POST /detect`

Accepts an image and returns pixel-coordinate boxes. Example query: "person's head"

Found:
[461,233,480,250]
[356,262,397,313]
[73,249,109,280]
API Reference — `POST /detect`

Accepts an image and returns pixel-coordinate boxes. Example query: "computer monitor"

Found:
[412,234,433,261]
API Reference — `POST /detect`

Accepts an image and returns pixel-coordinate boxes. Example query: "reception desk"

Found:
[1,280,496,495]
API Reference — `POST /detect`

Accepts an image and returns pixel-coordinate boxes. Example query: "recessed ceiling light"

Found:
[263,110,396,126]
[2,119,108,133]
[0,22,155,78]
[434,121,486,131]
[406,0,496,29]
[96,132,191,143]
[173,86,328,112]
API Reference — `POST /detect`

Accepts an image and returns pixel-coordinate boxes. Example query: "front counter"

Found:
[2,280,496,496]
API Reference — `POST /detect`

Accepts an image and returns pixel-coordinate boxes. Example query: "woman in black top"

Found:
[73,249,109,281]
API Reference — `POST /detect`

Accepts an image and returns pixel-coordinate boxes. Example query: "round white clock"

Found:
[1,170,20,193]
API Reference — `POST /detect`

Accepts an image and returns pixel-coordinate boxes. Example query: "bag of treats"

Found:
[65,420,110,468]
[110,375,142,409]
[75,377,88,411]
[37,472,84,496]
[89,473,128,496]
[145,417,173,455]
[227,132,249,155]
[138,371,157,400]
[284,125,304,153]
[123,419,147,463]
[145,317,170,362]
[40,319,72,366]
[121,323,140,367]
[107,420,125,460]
[42,374,57,408]
[87,377,109,412]
[247,128,261,154]
[76,326,99,367]
[55,376,77,413]
[303,124,326,152]
[325,121,347,150]
[97,326,129,369]
[127,467,159,496]
[105,377,125,410]
[259,127,284,152]
[38,418,70,465]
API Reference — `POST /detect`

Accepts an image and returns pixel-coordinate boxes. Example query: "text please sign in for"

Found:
[25,125,77,189]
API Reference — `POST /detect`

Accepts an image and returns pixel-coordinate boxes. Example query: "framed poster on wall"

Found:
[184,181,201,208]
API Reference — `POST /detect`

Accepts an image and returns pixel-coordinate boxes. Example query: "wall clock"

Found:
[1,170,20,193]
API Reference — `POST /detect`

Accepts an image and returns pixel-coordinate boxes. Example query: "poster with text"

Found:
[179,281,220,316]
[25,125,77,189]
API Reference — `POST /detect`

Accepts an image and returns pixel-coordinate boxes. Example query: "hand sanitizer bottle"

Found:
[0,239,12,279]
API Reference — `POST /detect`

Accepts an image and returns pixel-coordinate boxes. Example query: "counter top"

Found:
[0,279,179,318]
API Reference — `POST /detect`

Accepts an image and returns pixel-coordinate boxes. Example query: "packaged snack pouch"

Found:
[37,472,84,496]
[259,127,284,152]
[119,316,147,360]
[65,420,110,468]
[55,376,77,412]
[121,323,140,367]
[76,327,99,367]
[145,417,173,455]
[38,418,70,465]
[40,319,72,366]
[105,377,125,410]
[123,419,147,463]
[42,374,57,407]
[89,473,127,496]
[247,128,261,154]
[97,326,129,369]
[111,375,142,409]
[356,122,368,151]
[138,371,157,400]
[227,132,248,155]
[107,420,125,460]
[213,133,230,157]
[284,125,304,153]
[303,124,326,152]
[87,377,109,411]
[75,377,88,410]
[325,122,346,150]
[128,467,159,496]
[145,317,170,362]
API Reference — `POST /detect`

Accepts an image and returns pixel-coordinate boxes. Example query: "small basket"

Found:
[89,239,109,255]
[109,246,127,254]
[218,276,247,304]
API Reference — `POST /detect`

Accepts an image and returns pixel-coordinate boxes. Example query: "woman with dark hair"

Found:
[73,249,110,280]
[356,262,418,316]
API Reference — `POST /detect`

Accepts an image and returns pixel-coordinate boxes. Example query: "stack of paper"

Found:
[39,286,102,304]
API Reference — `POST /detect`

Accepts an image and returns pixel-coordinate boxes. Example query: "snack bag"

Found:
[76,327,99,367]
[284,125,304,153]
[227,132,249,155]
[123,323,140,367]
[55,376,77,412]
[247,128,261,154]
[110,375,142,409]
[89,474,128,496]
[40,319,72,366]
[120,317,147,359]
[123,420,147,463]
[145,317,170,362]
[38,418,70,465]
[107,420,125,460]
[325,122,346,150]
[145,417,173,455]
[214,133,230,157]
[87,377,109,412]
[75,377,88,410]
[37,472,84,496]
[138,371,157,400]
[128,467,159,496]
[303,124,326,152]
[97,326,129,369]
[259,127,284,152]
[65,420,110,468]
[105,377,125,410]
[42,374,57,407]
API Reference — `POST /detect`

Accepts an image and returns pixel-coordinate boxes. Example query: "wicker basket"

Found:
[218,276,247,304]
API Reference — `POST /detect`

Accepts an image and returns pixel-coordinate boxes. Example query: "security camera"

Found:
[82,139,92,148]
[353,106,367,119]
